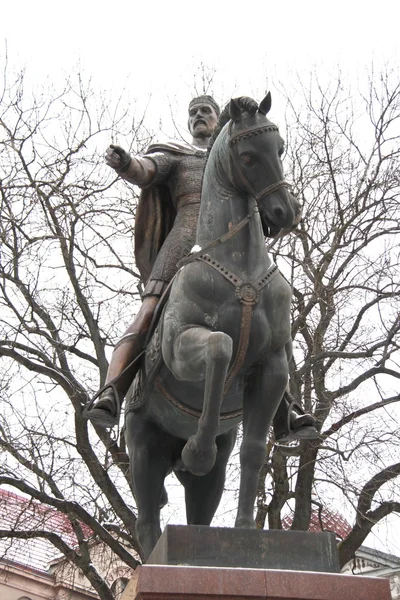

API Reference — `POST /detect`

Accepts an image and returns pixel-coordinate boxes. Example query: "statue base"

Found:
[121,526,391,600]
[147,525,340,572]
[121,564,390,600]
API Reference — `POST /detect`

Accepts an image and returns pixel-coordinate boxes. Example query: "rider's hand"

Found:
[105,145,132,173]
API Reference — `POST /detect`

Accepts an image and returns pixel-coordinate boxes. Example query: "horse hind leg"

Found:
[125,412,172,561]
[164,327,233,476]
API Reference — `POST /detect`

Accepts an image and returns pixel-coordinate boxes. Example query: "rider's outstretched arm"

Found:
[105,144,157,187]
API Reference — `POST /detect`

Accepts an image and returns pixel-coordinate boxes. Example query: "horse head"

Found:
[228,93,301,232]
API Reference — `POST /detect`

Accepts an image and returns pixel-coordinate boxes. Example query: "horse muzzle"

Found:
[257,185,299,230]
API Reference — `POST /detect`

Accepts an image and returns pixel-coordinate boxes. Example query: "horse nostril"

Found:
[274,207,284,219]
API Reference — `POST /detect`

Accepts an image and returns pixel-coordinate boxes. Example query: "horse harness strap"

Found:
[177,210,254,269]
[155,377,243,422]
[254,180,290,202]
[198,254,278,295]
[198,254,279,395]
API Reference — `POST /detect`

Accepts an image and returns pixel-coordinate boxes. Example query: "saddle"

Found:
[125,321,164,415]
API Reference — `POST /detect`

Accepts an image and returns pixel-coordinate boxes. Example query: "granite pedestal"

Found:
[122,564,391,600]
[121,526,391,600]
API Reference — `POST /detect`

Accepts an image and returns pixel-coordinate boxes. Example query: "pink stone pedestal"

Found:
[121,564,391,600]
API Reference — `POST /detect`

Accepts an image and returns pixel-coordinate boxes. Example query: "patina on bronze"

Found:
[85,96,219,425]
[84,95,316,447]
[148,525,340,572]
[121,94,317,559]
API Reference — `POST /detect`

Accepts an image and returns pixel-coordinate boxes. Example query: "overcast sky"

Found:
[2,0,399,129]
[1,0,400,557]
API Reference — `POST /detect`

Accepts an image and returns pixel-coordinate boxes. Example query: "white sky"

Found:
[1,0,400,560]
[2,0,399,125]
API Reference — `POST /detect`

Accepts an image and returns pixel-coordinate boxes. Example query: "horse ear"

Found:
[229,98,242,123]
[258,92,272,115]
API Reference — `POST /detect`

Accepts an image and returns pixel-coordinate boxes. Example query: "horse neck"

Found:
[197,148,270,278]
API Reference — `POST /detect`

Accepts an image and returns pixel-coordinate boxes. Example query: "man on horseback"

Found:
[84,95,316,443]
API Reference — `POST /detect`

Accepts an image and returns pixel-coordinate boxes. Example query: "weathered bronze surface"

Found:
[85,97,220,426]
[124,95,305,560]
[85,96,316,440]
[148,525,341,572]
[85,95,318,563]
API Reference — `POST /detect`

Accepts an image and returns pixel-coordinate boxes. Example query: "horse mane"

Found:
[207,96,259,153]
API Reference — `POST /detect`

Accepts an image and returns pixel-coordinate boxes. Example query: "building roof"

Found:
[357,545,400,569]
[0,487,93,573]
[282,506,353,540]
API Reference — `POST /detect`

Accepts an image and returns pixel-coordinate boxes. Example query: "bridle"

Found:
[228,120,290,208]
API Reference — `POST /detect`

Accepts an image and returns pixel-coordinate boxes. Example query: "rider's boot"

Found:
[273,392,318,443]
[84,295,159,428]
[84,332,146,428]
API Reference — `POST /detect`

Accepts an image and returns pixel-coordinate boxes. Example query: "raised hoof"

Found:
[181,436,217,476]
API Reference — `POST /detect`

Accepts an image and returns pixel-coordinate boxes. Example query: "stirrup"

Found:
[274,396,318,444]
[83,382,121,428]
[275,424,319,444]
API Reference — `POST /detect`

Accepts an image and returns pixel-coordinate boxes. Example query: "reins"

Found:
[177,207,257,269]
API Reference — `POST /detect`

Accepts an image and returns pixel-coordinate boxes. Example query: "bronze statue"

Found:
[123,94,317,559]
[84,95,316,445]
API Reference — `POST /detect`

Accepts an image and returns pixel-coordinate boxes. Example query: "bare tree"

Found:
[255,68,400,567]
[0,61,155,597]
[1,57,399,598]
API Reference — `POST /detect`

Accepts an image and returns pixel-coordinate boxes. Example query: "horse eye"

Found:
[241,154,255,166]
[278,146,285,157]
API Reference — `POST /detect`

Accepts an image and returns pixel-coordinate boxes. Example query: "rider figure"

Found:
[85,95,317,443]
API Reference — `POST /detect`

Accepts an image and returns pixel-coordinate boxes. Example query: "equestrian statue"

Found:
[85,94,318,559]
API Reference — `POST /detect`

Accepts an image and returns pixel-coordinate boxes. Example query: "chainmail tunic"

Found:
[138,147,207,296]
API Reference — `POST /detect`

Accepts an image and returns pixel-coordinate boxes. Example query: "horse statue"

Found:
[125,94,300,560]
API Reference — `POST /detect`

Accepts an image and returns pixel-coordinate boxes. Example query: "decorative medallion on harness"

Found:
[235,283,260,305]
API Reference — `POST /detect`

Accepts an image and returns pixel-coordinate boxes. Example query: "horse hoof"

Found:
[137,522,161,562]
[235,517,256,529]
[181,437,217,476]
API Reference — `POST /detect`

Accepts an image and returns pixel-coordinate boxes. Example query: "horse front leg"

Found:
[164,327,233,476]
[235,348,288,528]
